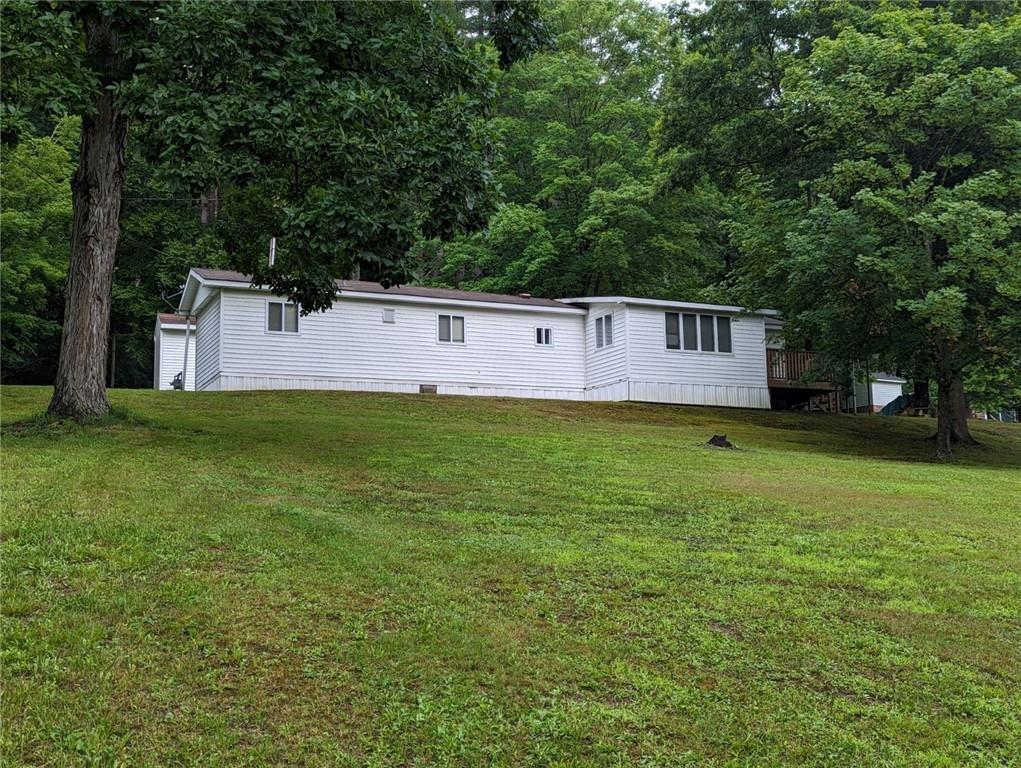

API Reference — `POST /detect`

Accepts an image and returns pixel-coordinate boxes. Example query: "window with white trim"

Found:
[268,301,299,333]
[438,314,465,343]
[716,315,732,353]
[595,314,613,349]
[665,312,732,353]
[382,308,395,324]
[535,327,553,346]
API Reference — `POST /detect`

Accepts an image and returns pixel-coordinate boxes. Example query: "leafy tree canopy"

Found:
[424,0,719,299]
[0,118,77,380]
[661,0,1021,452]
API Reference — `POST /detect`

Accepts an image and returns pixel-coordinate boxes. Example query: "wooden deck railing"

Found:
[767,349,829,386]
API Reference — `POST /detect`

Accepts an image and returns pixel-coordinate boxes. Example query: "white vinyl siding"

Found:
[584,304,627,394]
[194,294,221,391]
[626,305,769,408]
[216,290,586,394]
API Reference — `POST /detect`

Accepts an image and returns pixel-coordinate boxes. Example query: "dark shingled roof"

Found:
[190,268,574,309]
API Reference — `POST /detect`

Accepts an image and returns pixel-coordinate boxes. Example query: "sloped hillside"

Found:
[3,387,1020,766]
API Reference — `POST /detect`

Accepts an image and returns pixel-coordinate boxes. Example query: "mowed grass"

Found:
[2,386,1020,767]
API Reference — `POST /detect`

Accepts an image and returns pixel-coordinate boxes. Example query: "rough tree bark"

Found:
[948,371,976,446]
[48,12,128,420]
[934,345,976,460]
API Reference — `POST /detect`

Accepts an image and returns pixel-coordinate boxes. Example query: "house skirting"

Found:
[207,374,586,401]
[204,373,770,409]
[630,381,771,409]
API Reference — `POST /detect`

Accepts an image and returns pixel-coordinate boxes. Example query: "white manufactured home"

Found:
[164,267,855,410]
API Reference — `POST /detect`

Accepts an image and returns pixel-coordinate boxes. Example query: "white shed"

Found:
[153,313,196,391]
[849,373,907,413]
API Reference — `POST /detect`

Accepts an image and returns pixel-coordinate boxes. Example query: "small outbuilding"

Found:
[153,313,196,391]
[848,373,908,413]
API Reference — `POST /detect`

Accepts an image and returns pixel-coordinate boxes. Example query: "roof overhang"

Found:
[179,269,254,314]
[334,288,586,314]
[557,296,779,316]
[179,269,587,315]
[155,313,196,331]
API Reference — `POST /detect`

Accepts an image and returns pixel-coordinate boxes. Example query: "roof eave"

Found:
[558,296,779,316]
[181,276,585,314]
[336,289,586,314]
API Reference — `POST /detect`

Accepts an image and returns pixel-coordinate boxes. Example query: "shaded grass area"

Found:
[3,385,1020,766]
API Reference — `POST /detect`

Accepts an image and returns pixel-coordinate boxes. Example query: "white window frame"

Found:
[535,327,554,347]
[715,315,733,354]
[382,308,396,324]
[665,311,734,355]
[437,313,465,345]
[595,313,614,349]
[266,299,300,335]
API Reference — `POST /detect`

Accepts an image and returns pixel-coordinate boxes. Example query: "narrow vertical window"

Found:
[595,316,604,348]
[451,316,464,343]
[604,314,613,346]
[283,303,298,333]
[682,313,698,350]
[665,312,680,349]
[699,315,715,352]
[717,316,732,353]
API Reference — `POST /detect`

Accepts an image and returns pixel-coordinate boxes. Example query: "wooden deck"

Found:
[766,349,835,390]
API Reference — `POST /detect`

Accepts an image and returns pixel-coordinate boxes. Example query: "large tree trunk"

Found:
[48,13,128,420]
[934,357,976,460]
[948,371,976,446]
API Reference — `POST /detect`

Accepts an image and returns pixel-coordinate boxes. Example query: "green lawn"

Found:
[3,386,1020,767]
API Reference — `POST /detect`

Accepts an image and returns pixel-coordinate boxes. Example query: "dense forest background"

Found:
[3,0,1019,416]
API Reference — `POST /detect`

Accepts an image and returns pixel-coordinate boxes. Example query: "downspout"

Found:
[181,316,192,391]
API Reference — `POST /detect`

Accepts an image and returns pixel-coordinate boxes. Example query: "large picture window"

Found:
[666,312,732,353]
